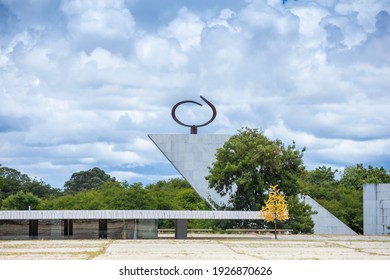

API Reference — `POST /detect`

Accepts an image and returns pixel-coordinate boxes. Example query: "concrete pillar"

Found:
[175,219,188,239]
[364,184,390,235]
[63,219,73,238]
[29,220,38,239]
[99,219,108,239]
[50,219,62,238]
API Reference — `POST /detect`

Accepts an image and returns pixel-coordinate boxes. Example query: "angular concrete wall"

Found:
[149,134,357,234]
[148,134,231,207]
[300,195,356,235]
[364,184,390,235]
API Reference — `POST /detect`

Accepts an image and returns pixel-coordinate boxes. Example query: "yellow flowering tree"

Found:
[260,185,289,239]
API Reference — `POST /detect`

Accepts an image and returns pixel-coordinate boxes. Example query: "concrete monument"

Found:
[149,96,357,235]
[364,184,390,235]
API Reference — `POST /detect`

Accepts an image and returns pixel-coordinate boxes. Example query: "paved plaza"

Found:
[0,234,390,260]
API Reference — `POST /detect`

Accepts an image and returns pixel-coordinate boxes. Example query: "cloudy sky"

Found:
[1,0,389,189]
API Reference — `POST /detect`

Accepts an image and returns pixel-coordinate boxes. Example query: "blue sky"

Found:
[1,0,389,188]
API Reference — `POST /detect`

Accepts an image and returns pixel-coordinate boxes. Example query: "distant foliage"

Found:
[340,164,390,190]
[1,191,41,210]
[2,160,389,232]
[303,164,390,234]
[63,167,116,193]
[40,178,212,229]
[0,164,60,199]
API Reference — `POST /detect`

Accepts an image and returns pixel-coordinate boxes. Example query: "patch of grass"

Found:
[85,239,113,260]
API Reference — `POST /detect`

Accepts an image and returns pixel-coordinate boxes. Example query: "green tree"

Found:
[314,186,362,233]
[207,127,306,210]
[145,178,212,229]
[98,181,129,209]
[64,167,116,193]
[124,183,152,209]
[206,128,312,232]
[0,166,30,198]
[303,166,339,200]
[174,188,210,210]
[39,194,77,210]
[303,165,369,234]
[0,164,59,198]
[285,195,314,234]
[1,191,41,210]
[145,178,193,210]
[340,164,390,190]
[308,164,390,233]
[307,166,338,185]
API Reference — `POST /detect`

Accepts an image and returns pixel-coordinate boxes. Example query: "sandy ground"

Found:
[0,233,390,260]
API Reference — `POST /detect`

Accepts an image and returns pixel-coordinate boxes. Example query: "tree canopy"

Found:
[0,164,60,199]
[1,191,41,210]
[39,178,212,229]
[63,167,116,193]
[261,185,289,239]
[206,127,306,211]
[206,128,313,232]
[261,185,289,222]
[340,164,390,190]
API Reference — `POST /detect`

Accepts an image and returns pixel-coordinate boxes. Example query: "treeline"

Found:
[303,164,390,233]
[43,180,213,229]
[1,163,389,233]
[0,165,212,229]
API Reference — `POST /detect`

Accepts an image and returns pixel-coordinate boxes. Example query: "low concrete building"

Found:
[0,210,262,240]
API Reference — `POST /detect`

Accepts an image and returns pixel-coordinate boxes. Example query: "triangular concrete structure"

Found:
[148,134,231,207]
[149,134,357,234]
[300,195,357,234]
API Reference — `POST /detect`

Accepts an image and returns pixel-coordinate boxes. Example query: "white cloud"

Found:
[61,0,135,52]
[135,35,188,69]
[159,7,205,51]
[207,8,239,33]
[321,14,367,49]
[334,0,390,32]
[79,47,128,70]
[265,120,390,169]
[238,0,299,42]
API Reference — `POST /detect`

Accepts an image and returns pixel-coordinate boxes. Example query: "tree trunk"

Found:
[274,220,277,239]
[274,207,277,240]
